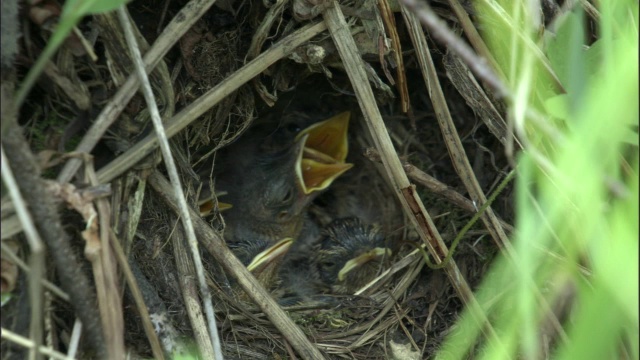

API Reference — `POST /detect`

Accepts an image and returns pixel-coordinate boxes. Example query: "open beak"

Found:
[246,237,294,273]
[294,112,353,195]
[198,199,232,217]
[337,247,391,282]
[297,159,353,194]
[296,111,351,163]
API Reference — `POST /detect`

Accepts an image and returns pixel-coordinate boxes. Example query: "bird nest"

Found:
[0,0,520,358]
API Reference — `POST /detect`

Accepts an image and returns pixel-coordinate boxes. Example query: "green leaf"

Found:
[81,0,132,15]
[543,94,570,120]
[1,292,11,307]
[545,9,587,116]
[14,0,132,107]
[621,127,640,146]
[62,0,131,17]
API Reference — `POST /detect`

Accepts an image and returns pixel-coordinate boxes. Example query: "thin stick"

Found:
[1,145,44,360]
[400,0,508,96]
[57,0,218,184]
[321,2,505,352]
[116,6,221,358]
[76,166,124,358]
[400,5,569,345]
[66,319,82,359]
[95,21,327,184]
[171,218,216,359]
[1,328,73,360]
[110,231,165,360]
[148,172,326,360]
[5,21,329,239]
[0,242,69,301]
[400,7,511,252]
[401,161,514,232]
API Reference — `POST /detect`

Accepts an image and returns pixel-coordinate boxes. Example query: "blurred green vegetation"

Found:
[438,0,639,358]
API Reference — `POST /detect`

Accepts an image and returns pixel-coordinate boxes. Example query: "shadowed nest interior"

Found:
[0,0,523,358]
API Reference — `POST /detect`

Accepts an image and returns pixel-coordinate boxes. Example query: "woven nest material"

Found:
[0,0,522,358]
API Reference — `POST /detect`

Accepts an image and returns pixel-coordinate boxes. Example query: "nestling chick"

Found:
[213,135,312,243]
[308,113,403,237]
[229,237,294,291]
[197,110,354,296]
[276,219,328,303]
[278,217,392,302]
[313,217,391,295]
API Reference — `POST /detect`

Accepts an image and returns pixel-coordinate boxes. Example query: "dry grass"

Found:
[0,0,540,358]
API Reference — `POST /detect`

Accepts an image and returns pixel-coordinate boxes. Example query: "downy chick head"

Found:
[314,217,391,295]
[222,135,312,242]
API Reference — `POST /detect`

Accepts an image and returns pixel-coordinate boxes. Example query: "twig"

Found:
[1,145,44,360]
[399,7,511,253]
[126,254,185,357]
[442,51,513,147]
[71,26,98,61]
[4,20,330,240]
[394,304,421,353]
[378,0,410,113]
[355,245,424,297]
[400,4,569,345]
[0,242,69,301]
[67,320,82,359]
[400,160,514,233]
[116,5,222,358]
[1,86,106,358]
[81,165,125,358]
[94,21,327,184]
[110,231,165,360]
[247,0,291,106]
[0,328,74,360]
[444,0,506,81]
[321,2,503,351]
[57,0,218,184]
[148,172,326,360]
[171,218,216,359]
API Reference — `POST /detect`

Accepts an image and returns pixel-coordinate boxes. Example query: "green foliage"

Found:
[62,0,132,15]
[1,292,12,307]
[545,10,588,115]
[438,0,639,358]
[14,0,132,108]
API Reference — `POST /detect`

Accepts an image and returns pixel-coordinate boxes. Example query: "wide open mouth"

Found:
[295,112,353,194]
[200,112,353,215]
